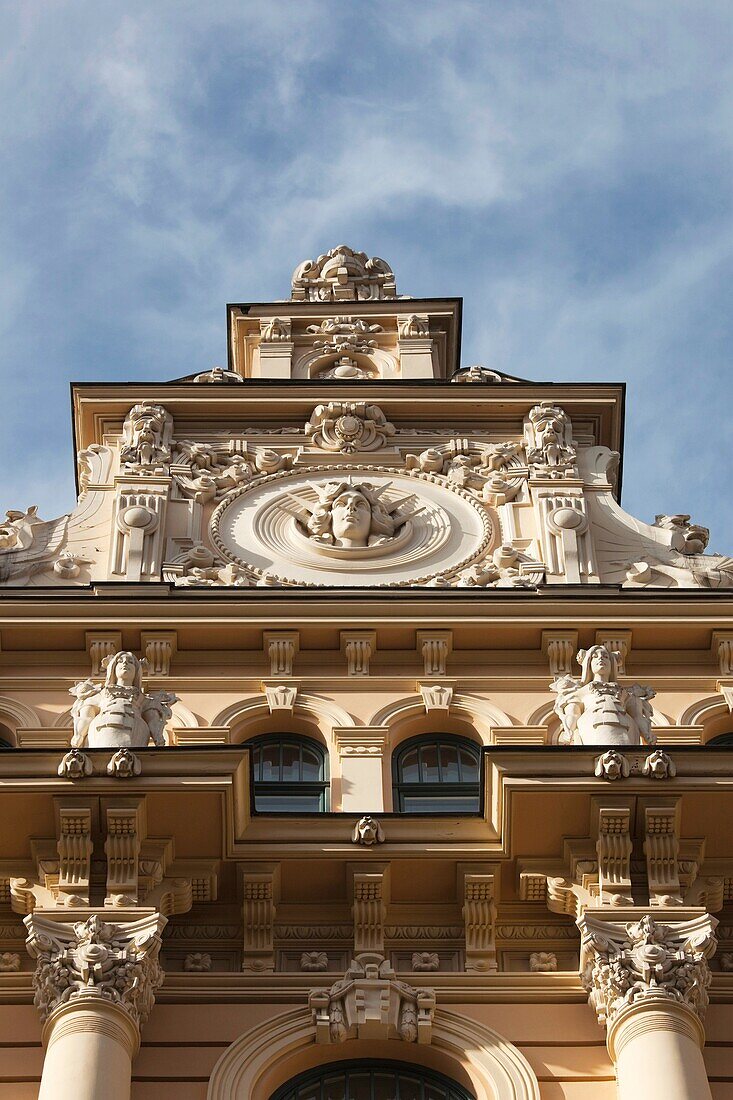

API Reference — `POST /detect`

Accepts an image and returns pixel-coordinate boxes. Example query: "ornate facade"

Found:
[0,244,732,1098]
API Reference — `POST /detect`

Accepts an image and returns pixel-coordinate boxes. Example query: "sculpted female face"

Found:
[113,652,138,687]
[330,489,372,546]
[590,648,612,680]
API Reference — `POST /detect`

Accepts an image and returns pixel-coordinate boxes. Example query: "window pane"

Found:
[347,1073,371,1100]
[402,793,479,813]
[419,743,439,782]
[297,1086,321,1100]
[373,1073,398,1098]
[322,1076,344,1100]
[458,746,479,781]
[439,744,460,781]
[399,747,419,782]
[425,1087,448,1100]
[397,1076,422,1100]
[254,791,324,813]
[301,745,323,780]
[257,743,280,781]
[280,742,300,781]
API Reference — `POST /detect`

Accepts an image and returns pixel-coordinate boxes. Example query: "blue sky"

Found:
[2,1,732,547]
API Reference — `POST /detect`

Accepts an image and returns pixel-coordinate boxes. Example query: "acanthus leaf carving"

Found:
[25,911,166,1027]
[578,912,717,1028]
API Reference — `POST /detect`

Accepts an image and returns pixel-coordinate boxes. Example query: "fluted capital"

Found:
[25,910,166,1032]
[578,910,717,1031]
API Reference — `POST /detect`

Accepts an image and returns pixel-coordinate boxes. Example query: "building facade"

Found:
[0,244,732,1098]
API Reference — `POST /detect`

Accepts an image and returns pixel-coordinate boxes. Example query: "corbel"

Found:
[541,630,578,675]
[261,680,300,715]
[594,629,633,675]
[241,864,280,972]
[592,800,633,906]
[458,863,499,973]
[341,631,376,676]
[104,798,147,906]
[141,630,178,676]
[349,862,390,955]
[642,799,682,907]
[418,682,454,715]
[263,631,299,677]
[712,631,733,677]
[85,631,122,676]
[416,630,452,677]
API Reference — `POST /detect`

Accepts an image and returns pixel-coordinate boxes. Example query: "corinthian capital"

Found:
[25,911,166,1029]
[578,911,717,1029]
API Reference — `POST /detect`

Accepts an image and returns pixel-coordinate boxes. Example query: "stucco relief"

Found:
[551,644,656,746]
[291,245,397,301]
[210,467,494,587]
[121,402,173,473]
[70,651,177,749]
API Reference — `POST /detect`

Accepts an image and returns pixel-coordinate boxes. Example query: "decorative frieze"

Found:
[309,953,434,1045]
[25,911,166,1028]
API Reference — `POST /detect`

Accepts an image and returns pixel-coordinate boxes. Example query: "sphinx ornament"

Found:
[551,644,656,746]
[70,651,177,749]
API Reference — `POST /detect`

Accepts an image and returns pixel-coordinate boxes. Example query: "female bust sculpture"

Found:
[550,644,656,746]
[70,651,177,749]
[295,479,420,550]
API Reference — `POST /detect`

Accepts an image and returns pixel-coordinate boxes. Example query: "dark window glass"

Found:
[271,1061,475,1100]
[251,736,328,813]
[707,734,733,747]
[393,735,481,814]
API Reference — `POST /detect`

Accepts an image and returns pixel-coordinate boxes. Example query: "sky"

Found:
[1,1,732,547]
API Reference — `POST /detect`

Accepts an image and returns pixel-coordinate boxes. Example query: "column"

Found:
[26,910,166,1100]
[578,910,717,1100]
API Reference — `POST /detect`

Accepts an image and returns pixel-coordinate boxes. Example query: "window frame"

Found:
[392,733,482,814]
[270,1058,476,1100]
[250,733,330,813]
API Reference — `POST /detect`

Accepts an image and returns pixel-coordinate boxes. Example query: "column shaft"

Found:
[38,998,138,1100]
[610,1002,712,1100]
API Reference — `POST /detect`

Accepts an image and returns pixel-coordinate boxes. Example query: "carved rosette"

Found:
[309,953,435,1045]
[25,912,166,1029]
[578,913,717,1029]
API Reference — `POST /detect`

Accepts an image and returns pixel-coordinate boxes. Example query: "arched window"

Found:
[707,733,733,747]
[251,735,329,812]
[393,735,481,813]
[271,1060,475,1100]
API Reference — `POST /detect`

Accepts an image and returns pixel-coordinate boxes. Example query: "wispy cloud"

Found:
[1,0,731,545]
